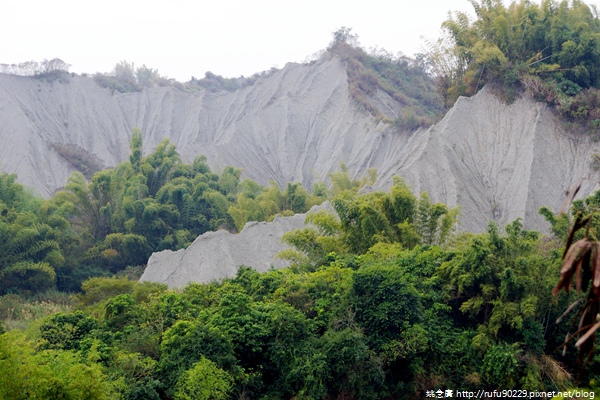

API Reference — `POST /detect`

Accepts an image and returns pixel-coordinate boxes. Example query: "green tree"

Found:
[39,310,100,351]
[174,357,233,400]
[352,265,423,350]
[414,191,459,246]
[0,332,115,399]
[60,171,114,241]
[77,276,135,306]
[129,128,143,173]
[142,138,181,197]
[0,261,56,294]
[438,219,558,363]
[0,173,71,294]
[315,328,384,400]
[429,0,600,109]
[158,319,236,396]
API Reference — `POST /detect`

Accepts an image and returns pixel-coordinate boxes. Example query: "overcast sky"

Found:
[2,0,600,82]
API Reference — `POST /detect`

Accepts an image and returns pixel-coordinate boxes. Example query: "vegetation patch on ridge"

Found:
[328,27,444,129]
[50,143,105,180]
[425,0,600,137]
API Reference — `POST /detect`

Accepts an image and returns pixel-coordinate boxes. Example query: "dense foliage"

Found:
[427,0,600,134]
[1,211,598,398]
[91,61,279,94]
[92,61,179,93]
[0,58,70,77]
[0,173,75,295]
[1,141,600,396]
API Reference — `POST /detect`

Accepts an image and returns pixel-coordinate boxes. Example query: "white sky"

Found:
[2,0,600,81]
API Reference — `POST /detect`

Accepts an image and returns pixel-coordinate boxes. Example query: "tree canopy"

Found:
[3,200,598,397]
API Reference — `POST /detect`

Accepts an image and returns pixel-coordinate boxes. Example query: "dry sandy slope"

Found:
[141,86,600,287]
[4,57,600,287]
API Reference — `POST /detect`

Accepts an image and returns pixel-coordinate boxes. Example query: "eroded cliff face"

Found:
[375,88,600,232]
[0,56,598,235]
[0,56,399,196]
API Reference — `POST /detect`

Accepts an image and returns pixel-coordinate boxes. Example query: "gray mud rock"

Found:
[0,56,392,197]
[139,202,334,288]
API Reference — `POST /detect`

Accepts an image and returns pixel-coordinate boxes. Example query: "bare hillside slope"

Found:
[0,56,399,196]
[0,56,598,233]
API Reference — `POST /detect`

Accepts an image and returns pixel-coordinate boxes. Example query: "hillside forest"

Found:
[2,0,600,399]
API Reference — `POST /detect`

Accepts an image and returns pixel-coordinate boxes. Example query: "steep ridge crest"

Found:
[0,56,395,196]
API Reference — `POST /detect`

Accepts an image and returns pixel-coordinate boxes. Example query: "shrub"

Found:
[77,276,135,306]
